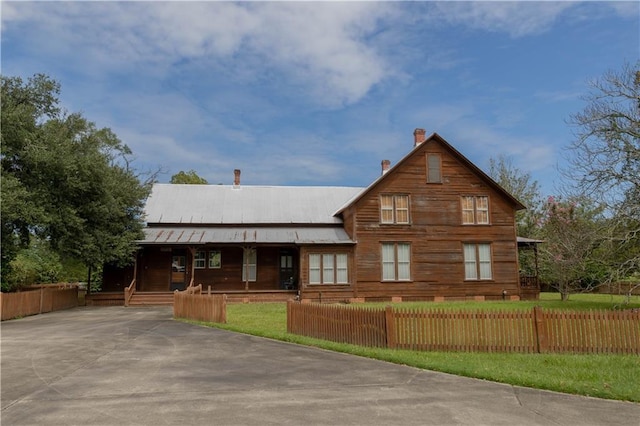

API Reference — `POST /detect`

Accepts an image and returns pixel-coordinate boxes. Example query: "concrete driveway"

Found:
[2,306,639,426]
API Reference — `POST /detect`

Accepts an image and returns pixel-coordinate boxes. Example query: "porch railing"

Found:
[124,278,136,307]
[520,275,539,288]
[184,283,202,295]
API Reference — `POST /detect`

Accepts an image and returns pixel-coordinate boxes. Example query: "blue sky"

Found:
[2,1,638,198]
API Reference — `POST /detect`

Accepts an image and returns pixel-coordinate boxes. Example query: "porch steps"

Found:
[86,292,125,306]
[128,292,174,306]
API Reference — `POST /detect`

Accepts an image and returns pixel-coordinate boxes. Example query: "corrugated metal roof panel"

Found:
[144,184,365,225]
[140,227,355,245]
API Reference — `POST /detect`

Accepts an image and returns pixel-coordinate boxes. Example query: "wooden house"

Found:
[102,130,538,304]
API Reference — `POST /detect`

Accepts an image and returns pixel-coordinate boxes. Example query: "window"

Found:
[381,243,411,281]
[242,248,257,282]
[309,253,349,284]
[380,194,410,224]
[208,251,221,269]
[426,153,442,183]
[463,243,492,280]
[194,251,206,269]
[461,196,489,224]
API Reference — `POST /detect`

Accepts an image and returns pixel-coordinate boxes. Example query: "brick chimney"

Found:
[381,159,391,175]
[413,128,426,147]
[233,169,241,187]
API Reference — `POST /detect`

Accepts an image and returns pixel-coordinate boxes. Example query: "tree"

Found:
[1,74,57,279]
[1,74,150,290]
[488,155,543,238]
[566,61,640,298]
[170,170,208,184]
[538,196,608,301]
[3,237,63,289]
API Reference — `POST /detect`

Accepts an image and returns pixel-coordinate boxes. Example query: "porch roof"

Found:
[139,226,355,245]
[517,236,544,246]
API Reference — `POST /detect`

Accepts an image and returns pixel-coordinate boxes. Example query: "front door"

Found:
[171,254,186,291]
[279,251,296,290]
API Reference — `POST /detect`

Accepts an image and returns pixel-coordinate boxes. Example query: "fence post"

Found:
[287,299,292,334]
[39,286,44,314]
[533,306,548,353]
[385,305,396,349]
[222,294,227,324]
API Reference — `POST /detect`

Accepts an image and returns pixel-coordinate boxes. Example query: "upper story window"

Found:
[380,194,409,224]
[426,153,442,183]
[194,250,206,269]
[461,196,489,224]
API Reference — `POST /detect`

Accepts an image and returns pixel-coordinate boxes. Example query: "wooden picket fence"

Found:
[286,301,387,347]
[1,285,79,321]
[287,301,640,354]
[173,286,227,323]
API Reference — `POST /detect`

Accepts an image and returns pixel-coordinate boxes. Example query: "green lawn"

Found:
[187,293,640,402]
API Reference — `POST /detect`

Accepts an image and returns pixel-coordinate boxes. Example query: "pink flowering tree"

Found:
[539,196,607,301]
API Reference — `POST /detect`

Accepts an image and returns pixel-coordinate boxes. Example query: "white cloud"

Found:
[2,2,395,107]
[430,2,575,37]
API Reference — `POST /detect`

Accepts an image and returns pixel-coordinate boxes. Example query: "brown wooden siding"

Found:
[139,247,172,291]
[102,263,134,292]
[347,140,520,300]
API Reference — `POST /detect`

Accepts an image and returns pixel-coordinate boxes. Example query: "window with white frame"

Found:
[463,243,492,280]
[380,194,409,224]
[381,243,411,281]
[309,253,349,284]
[208,250,221,269]
[242,248,257,282]
[461,196,489,225]
[194,250,206,269]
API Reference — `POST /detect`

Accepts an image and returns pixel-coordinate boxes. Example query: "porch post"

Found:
[132,253,138,289]
[87,265,92,295]
[188,246,196,287]
[244,246,249,291]
[534,244,540,288]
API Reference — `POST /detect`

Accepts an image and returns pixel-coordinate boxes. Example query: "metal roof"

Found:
[144,184,365,225]
[140,227,355,245]
[517,236,544,244]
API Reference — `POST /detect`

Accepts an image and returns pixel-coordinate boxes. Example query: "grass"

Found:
[186,293,640,402]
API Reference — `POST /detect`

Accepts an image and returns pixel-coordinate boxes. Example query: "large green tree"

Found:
[1,74,150,290]
[488,154,543,238]
[566,61,640,296]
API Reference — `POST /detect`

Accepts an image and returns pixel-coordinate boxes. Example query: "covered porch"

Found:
[99,225,354,306]
[133,244,301,293]
[517,237,543,300]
